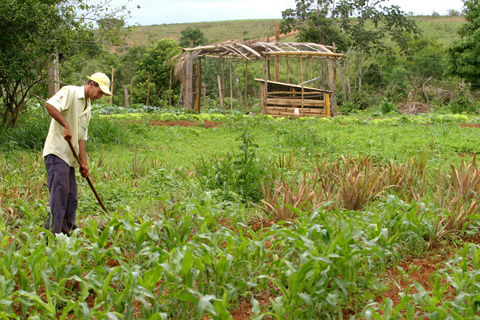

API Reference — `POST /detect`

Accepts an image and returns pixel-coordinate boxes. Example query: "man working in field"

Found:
[43,73,111,235]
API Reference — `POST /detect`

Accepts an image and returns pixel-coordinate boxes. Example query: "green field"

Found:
[116,15,465,50]
[120,19,279,49]
[2,109,480,318]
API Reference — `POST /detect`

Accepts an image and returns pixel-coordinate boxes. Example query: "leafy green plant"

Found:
[379,98,398,114]
[194,122,268,202]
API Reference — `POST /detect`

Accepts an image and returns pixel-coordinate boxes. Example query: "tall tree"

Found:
[0,0,133,129]
[179,27,209,48]
[134,39,181,105]
[448,0,479,86]
[281,0,419,92]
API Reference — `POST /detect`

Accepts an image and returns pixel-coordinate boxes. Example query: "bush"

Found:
[0,112,49,150]
[449,96,477,114]
[88,117,134,146]
[379,98,398,114]
[194,123,268,203]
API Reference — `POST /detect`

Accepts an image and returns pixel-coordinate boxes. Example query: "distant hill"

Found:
[115,15,465,51]
[119,19,281,48]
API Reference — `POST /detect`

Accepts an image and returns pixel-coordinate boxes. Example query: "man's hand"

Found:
[63,125,72,142]
[80,164,89,178]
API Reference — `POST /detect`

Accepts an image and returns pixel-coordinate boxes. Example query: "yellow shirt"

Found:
[42,85,91,167]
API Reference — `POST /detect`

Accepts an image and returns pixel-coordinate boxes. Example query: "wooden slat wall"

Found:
[266,106,325,117]
[267,98,325,107]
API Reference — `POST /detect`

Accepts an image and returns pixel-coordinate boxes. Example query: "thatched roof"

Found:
[181,41,343,60]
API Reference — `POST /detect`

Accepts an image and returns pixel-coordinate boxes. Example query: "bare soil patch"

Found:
[460,123,480,128]
[151,120,223,128]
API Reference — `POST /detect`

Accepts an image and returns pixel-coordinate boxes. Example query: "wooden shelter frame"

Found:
[176,41,343,117]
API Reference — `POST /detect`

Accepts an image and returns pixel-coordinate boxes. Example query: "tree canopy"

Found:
[448,0,480,86]
[0,0,132,128]
[179,27,209,48]
[281,0,419,52]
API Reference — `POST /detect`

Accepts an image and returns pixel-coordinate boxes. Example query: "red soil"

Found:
[150,120,223,128]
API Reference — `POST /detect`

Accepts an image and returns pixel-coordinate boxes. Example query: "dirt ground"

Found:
[459,123,480,128]
[227,234,480,320]
[151,120,223,128]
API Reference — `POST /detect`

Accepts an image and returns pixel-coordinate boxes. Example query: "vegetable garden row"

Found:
[2,110,480,319]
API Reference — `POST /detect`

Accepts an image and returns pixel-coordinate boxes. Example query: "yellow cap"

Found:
[87,73,112,95]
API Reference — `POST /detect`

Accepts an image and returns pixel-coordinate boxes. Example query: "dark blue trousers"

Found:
[44,154,78,234]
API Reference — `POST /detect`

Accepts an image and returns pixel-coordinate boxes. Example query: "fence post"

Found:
[217,75,224,111]
[110,67,114,104]
[146,71,150,106]
[244,60,248,114]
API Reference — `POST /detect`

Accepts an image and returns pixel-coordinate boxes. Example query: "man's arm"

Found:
[44,103,72,141]
[78,140,89,178]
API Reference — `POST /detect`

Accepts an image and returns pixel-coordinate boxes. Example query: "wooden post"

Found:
[194,58,202,113]
[260,82,265,114]
[244,59,248,114]
[229,59,233,113]
[324,59,328,89]
[300,57,304,116]
[331,43,338,116]
[217,75,224,111]
[326,60,333,91]
[110,67,114,104]
[47,55,60,97]
[337,59,346,97]
[146,71,151,106]
[169,66,173,107]
[274,21,280,82]
[267,59,271,81]
[262,56,269,114]
[222,59,225,114]
[309,58,313,88]
[332,58,337,116]
[236,77,243,108]
[325,93,331,117]
[123,85,129,108]
[185,54,194,110]
[130,76,134,105]
[286,57,289,83]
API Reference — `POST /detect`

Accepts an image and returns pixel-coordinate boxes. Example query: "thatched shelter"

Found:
[175,41,343,117]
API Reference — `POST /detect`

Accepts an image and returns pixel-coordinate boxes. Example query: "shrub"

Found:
[379,98,398,114]
[194,122,268,203]
[0,112,49,150]
[449,95,477,114]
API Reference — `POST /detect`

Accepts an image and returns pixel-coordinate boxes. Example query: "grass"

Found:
[115,19,279,51]
[113,15,465,51]
[2,111,480,318]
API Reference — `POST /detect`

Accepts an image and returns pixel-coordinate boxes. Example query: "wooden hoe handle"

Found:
[67,140,109,214]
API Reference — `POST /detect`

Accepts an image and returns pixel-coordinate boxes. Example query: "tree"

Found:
[0,0,133,129]
[402,35,447,79]
[280,0,420,92]
[179,27,209,48]
[448,9,461,16]
[134,39,181,105]
[448,0,480,85]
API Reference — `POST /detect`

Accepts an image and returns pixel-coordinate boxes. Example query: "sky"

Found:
[111,0,465,26]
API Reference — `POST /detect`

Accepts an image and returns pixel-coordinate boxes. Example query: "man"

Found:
[43,72,111,235]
